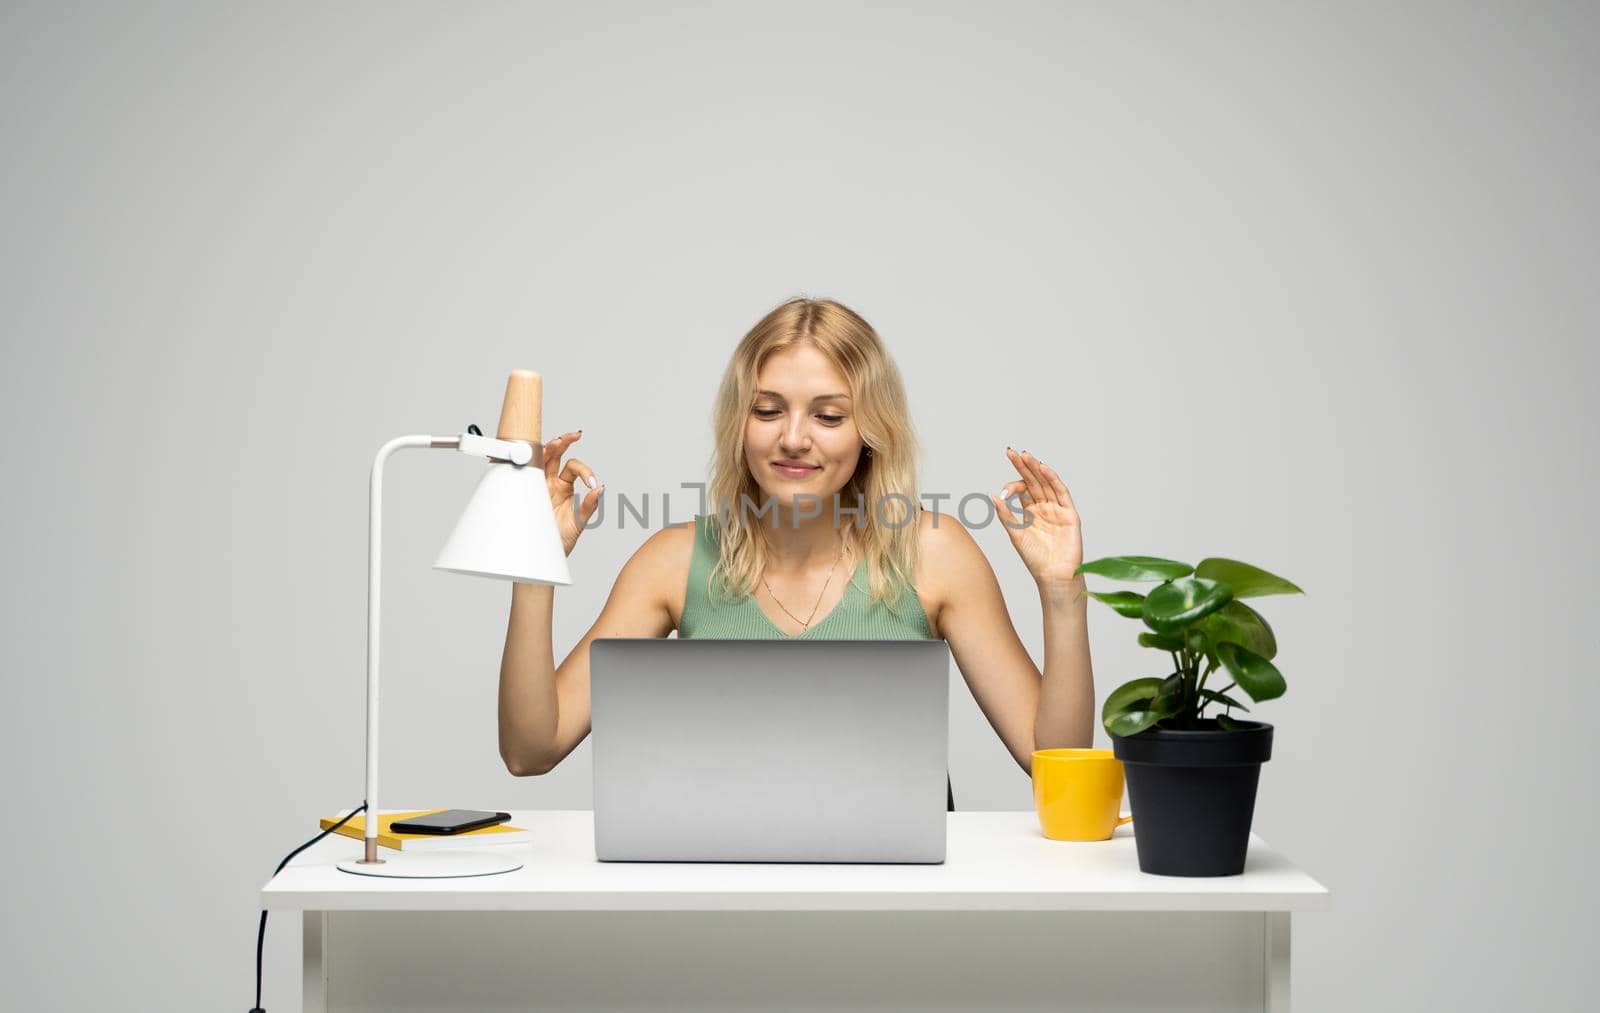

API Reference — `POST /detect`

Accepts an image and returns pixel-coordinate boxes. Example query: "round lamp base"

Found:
[336,850,523,879]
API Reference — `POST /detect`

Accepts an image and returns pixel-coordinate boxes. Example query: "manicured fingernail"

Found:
[586,476,598,488]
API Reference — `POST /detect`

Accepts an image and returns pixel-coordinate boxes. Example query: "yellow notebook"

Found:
[319,810,532,852]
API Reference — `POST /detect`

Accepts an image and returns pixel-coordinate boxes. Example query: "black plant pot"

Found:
[1111,719,1273,877]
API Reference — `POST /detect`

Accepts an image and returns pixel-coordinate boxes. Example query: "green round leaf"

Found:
[1216,713,1245,731]
[1153,673,1186,718]
[1215,641,1287,703]
[1203,600,1278,661]
[1141,577,1234,634]
[1194,558,1303,598]
[1087,590,1146,619]
[1106,708,1161,737]
[1101,677,1164,723]
[1076,556,1194,582]
[1138,632,1185,651]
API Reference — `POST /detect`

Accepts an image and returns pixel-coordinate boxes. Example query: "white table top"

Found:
[261,810,1329,913]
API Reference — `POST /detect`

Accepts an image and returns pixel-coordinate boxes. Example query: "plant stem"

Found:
[1193,663,1222,723]
[1178,649,1199,728]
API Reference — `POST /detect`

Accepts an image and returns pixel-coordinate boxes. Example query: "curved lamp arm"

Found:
[351,370,559,869]
[357,431,546,864]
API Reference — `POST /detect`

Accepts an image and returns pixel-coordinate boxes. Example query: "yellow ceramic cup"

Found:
[1032,748,1134,841]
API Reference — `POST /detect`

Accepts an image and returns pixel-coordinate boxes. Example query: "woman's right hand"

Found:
[543,431,603,556]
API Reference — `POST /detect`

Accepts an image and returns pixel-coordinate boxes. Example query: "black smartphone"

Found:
[389,809,511,835]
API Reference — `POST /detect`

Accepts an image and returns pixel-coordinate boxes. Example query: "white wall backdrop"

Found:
[2,2,1595,1010]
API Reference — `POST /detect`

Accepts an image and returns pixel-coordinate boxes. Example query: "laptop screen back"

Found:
[589,638,950,863]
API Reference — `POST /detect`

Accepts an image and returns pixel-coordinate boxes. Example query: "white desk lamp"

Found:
[336,370,570,879]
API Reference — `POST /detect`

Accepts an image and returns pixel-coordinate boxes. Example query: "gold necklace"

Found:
[761,534,849,630]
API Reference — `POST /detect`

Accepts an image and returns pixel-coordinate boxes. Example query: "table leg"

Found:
[1265,911,1290,1012]
[303,910,326,1013]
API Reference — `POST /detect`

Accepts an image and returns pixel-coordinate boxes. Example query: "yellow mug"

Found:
[1032,748,1134,841]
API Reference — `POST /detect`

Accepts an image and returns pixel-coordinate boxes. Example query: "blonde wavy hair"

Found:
[704,296,924,615]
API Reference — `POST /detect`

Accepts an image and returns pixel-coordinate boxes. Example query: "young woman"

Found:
[497,297,1095,810]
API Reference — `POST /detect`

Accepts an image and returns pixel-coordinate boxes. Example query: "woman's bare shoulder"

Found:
[580,523,696,640]
[624,519,696,567]
[915,507,979,561]
[638,521,696,629]
[914,510,995,630]
[914,509,959,636]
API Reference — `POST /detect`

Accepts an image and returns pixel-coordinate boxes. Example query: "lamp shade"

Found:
[434,461,572,585]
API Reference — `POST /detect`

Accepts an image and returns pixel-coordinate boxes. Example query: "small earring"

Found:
[865,447,874,457]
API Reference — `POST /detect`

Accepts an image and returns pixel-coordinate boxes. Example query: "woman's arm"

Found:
[498,581,559,775]
[923,449,1094,773]
[1033,575,1095,751]
[499,525,685,775]
[994,448,1094,754]
[924,514,1094,774]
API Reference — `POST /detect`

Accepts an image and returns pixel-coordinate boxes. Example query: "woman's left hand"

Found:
[990,448,1085,595]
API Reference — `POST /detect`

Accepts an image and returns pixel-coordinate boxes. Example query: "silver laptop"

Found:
[589,638,950,863]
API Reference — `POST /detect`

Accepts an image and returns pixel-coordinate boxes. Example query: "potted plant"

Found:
[1076,555,1303,877]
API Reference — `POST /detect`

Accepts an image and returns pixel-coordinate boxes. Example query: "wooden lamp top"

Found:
[497,370,542,445]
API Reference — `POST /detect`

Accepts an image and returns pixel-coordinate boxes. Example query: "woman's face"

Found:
[744,343,864,513]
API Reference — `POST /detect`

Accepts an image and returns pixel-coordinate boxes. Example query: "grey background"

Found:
[2,2,1594,1010]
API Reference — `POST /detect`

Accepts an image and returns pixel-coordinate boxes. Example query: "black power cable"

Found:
[250,802,367,1013]
[249,426,482,1007]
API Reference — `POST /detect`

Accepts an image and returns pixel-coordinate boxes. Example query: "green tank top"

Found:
[679,513,934,639]
[677,513,953,810]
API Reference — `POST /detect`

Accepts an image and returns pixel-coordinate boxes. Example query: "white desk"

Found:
[262,810,1329,1012]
